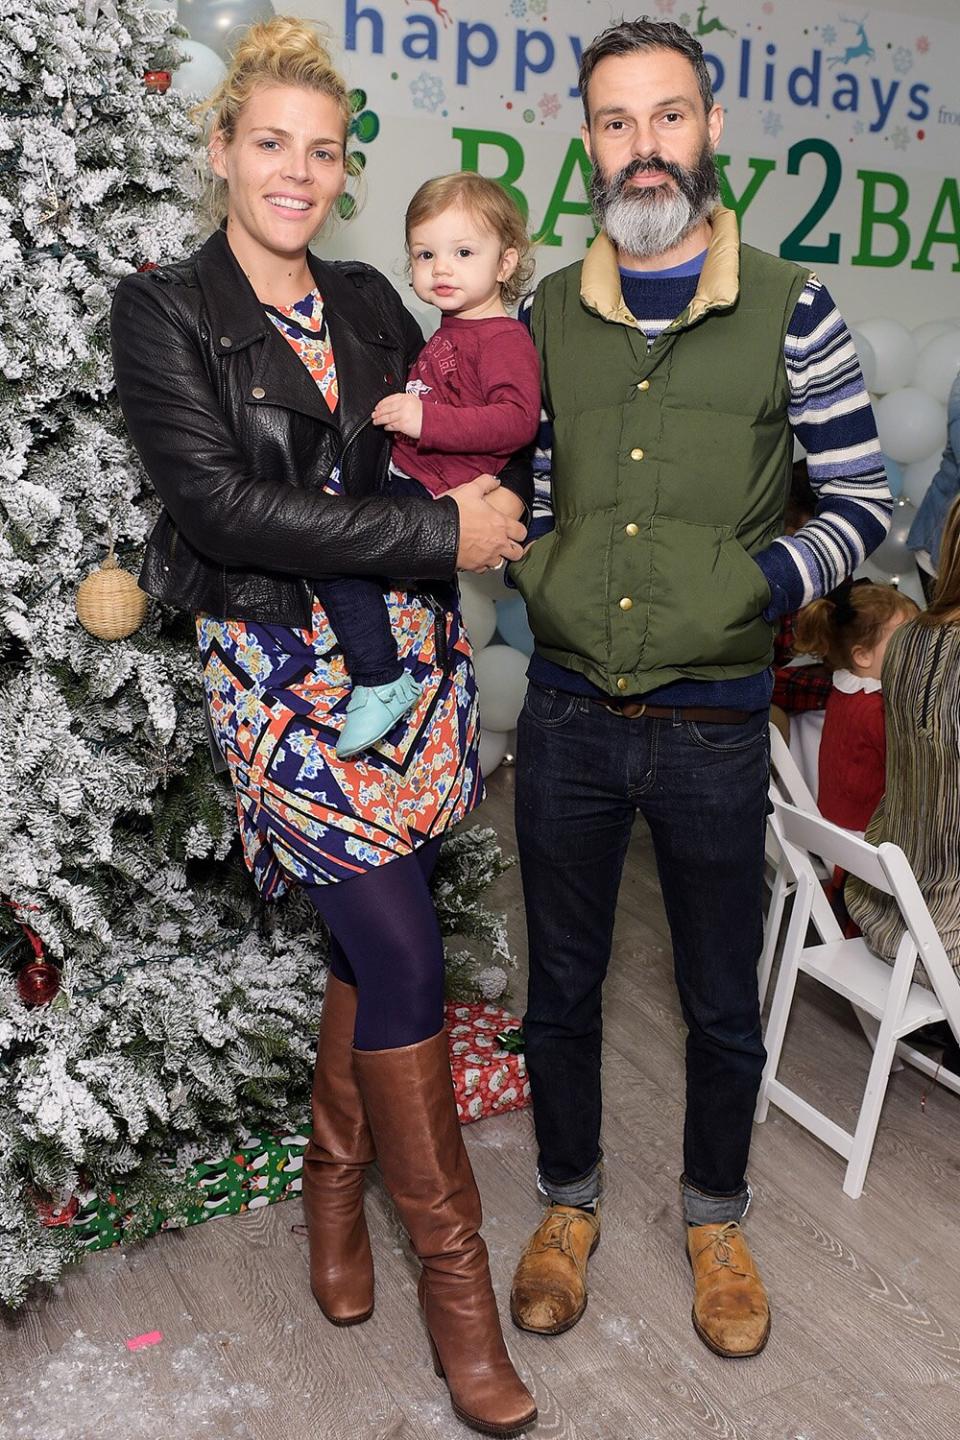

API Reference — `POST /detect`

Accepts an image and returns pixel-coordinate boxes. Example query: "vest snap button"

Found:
[220,336,232,348]
[619,596,633,611]
[625,523,639,537]
[617,677,628,691]
[251,386,266,399]
[630,447,644,461]
[637,380,650,391]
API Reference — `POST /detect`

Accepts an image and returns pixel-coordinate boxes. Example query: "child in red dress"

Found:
[793,581,918,833]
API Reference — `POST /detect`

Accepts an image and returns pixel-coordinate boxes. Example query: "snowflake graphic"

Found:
[655,0,676,12]
[890,125,910,152]
[410,71,446,113]
[529,0,548,13]
[761,1,774,13]
[916,36,929,54]
[852,120,865,135]
[509,0,527,16]
[678,11,691,26]
[538,92,561,120]
[892,46,913,75]
[820,24,837,46]
[761,109,783,138]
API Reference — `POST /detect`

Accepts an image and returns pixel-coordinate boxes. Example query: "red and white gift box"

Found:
[445,1001,531,1125]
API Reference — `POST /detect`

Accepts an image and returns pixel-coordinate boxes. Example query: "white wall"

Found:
[302,0,959,332]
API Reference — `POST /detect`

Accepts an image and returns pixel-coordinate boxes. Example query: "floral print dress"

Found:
[196,289,482,897]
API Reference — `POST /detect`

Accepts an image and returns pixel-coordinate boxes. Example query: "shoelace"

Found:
[538,1212,577,1255]
[693,1221,751,1277]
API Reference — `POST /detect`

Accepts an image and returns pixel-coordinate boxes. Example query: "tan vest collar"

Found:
[579,204,741,328]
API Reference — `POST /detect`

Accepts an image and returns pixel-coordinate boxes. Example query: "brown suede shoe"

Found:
[510,1204,600,1335]
[687,1221,770,1358]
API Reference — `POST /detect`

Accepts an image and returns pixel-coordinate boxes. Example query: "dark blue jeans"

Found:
[515,685,770,1226]
[314,472,432,688]
[314,576,404,687]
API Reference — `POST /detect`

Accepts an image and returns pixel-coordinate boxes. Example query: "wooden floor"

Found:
[5,769,960,1440]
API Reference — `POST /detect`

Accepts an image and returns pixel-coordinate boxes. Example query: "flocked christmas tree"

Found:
[0,0,514,1307]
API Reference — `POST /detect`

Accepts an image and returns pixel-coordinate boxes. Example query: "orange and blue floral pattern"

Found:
[265,289,339,413]
[197,589,482,895]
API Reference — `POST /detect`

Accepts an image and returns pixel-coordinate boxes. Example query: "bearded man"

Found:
[507,19,891,1357]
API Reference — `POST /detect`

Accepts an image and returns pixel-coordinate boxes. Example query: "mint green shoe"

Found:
[336,673,421,759]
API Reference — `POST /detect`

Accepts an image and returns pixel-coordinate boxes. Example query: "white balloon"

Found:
[478,728,509,776]
[170,39,227,95]
[848,328,877,392]
[894,568,927,610]
[458,584,497,650]
[915,331,960,406]
[875,388,947,465]
[912,320,958,351]
[902,448,946,509]
[869,498,915,578]
[461,566,511,601]
[855,319,917,395]
[472,644,529,733]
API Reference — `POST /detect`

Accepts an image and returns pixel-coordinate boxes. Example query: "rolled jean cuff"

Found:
[536,1155,603,1208]
[680,1174,752,1226]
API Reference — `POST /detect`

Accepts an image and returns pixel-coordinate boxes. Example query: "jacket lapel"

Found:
[195,228,340,429]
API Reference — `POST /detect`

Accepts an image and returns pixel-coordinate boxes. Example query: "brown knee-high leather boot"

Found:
[354,1031,537,1439]
[301,975,375,1325]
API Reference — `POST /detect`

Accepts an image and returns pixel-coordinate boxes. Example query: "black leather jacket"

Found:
[110,228,531,626]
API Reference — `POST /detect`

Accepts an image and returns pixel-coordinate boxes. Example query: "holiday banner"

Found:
[310,0,960,326]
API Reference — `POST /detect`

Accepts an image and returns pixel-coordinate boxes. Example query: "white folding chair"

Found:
[756,799,960,1198]
[759,725,836,1004]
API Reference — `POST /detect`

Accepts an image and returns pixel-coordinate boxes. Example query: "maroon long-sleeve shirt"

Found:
[390,313,541,495]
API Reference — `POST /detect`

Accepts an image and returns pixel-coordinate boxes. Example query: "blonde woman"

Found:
[110,18,536,1437]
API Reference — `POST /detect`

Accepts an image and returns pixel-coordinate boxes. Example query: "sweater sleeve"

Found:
[418,326,541,455]
[752,277,893,620]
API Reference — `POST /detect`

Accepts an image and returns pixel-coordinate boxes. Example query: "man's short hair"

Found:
[578,18,715,123]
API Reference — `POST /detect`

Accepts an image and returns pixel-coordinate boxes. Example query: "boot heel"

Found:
[427,1330,445,1379]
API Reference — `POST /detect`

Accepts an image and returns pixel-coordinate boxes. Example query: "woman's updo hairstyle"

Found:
[193,16,354,229]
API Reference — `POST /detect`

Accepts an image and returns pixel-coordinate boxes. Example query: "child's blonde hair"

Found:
[192,16,355,229]
[793,581,917,670]
[405,172,534,308]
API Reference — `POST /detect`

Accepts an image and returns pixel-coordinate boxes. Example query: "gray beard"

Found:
[591,146,720,260]
[602,184,709,260]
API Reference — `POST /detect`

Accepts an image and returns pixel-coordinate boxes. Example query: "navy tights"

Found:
[303,839,445,1051]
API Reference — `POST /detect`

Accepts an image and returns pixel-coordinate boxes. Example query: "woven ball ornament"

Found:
[76,551,147,640]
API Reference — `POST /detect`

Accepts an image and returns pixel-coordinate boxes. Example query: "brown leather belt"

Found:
[591,699,752,723]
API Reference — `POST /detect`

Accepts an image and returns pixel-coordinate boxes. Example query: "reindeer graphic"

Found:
[406,0,452,28]
[693,3,737,40]
[827,17,876,69]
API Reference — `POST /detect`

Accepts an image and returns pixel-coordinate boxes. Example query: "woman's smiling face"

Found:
[211,83,347,262]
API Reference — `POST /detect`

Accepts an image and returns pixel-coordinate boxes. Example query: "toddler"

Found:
[318,171,541,758]
[793,580,918,834]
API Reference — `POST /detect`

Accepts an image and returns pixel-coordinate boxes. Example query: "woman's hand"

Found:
[372,392,423,440]
[451,475,526,572]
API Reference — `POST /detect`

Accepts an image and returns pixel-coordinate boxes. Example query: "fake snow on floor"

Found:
[5,1329,270,1440]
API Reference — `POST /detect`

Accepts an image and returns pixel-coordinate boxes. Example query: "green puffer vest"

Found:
[510,212,809,696]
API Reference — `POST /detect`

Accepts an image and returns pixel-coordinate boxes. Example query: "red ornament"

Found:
[143,70,172,94]
[16,960,62,1006]
[36,1194,80,1227]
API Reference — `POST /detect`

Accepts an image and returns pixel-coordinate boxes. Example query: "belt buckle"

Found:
[604,699,646,719]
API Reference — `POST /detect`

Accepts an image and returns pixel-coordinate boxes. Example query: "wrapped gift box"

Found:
[445,1001,530,1124]
[54,1011,527,1259]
